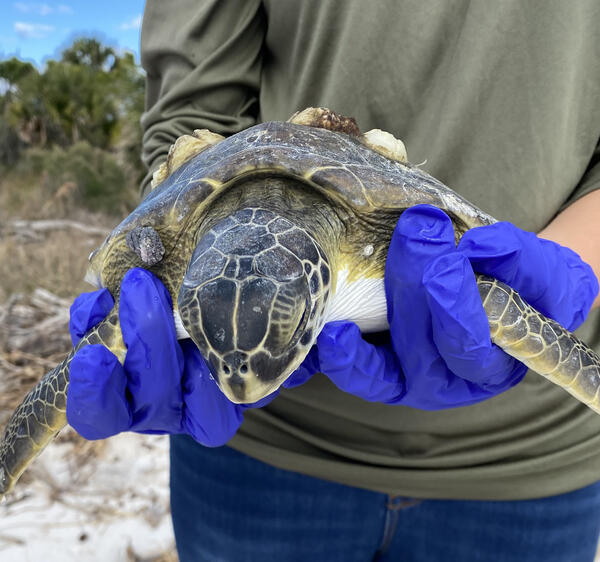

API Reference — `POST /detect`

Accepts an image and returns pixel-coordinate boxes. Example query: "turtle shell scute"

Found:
[104,121,496,252]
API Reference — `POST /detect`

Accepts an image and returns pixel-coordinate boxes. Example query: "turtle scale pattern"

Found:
[177,206,332,402]
[1,107,600,497]
[0,310,125,495]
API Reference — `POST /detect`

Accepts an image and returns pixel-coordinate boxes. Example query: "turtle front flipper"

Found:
[0,308,125,497]
[478,275,600,412]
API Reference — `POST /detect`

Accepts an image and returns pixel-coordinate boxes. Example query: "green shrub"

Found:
[4,142,138,217]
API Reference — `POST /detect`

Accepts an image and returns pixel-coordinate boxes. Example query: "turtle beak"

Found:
[216,356,291,405]
[226,374,246,402]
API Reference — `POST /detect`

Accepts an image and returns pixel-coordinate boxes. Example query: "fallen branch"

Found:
[0,288,73,427]
[30,288,71,313]
[8,219,109,238]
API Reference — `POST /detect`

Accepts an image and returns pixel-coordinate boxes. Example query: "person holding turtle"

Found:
[66,1,600,560]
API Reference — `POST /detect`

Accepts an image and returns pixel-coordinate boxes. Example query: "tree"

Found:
[0,57,36,88]
[0,58,42,161]
[60,38,116,71]
[0,37,144,157]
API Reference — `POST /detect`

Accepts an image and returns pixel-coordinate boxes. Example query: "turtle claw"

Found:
[151,129,225,189]
[288,107,360,136]
[361,129,408,163]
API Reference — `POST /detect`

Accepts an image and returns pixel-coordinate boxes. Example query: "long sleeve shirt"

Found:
[140,0,600,499]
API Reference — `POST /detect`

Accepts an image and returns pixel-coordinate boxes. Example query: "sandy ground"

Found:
[0,431,176,561]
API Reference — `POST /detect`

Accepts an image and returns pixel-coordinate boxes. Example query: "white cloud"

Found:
[120,14,142,31]
[57,4,73,14]
[14,21,54,39]
[14,2,54,15]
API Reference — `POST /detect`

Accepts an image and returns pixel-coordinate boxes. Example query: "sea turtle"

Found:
[1,107,600,496]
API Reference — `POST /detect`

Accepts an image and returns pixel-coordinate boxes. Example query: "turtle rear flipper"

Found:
[479,275,600,411]
[0,354,71,495]
[0,309,125,497]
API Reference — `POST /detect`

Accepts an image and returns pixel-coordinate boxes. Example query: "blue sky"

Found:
[0,1,145,66]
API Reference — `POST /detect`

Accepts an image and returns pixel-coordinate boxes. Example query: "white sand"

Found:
[0,431,176,561]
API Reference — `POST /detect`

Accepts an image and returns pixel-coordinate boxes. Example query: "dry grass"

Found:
[0,227,108,301]
[0,154,124,300]
[0,144,133,301]
[0,211,111,409]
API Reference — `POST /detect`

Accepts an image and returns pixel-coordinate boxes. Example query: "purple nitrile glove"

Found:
[67,268,279,446]
[300,204,598,409]
[456,219,598,332]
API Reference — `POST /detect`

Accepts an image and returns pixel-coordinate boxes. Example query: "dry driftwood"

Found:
[0,288,71,354]
[6,219,109,242]
[0,288,73,426]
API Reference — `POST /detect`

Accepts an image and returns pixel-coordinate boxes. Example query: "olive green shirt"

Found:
[140,0,600,499]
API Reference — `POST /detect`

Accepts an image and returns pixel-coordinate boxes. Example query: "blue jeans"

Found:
[170,435,600,562]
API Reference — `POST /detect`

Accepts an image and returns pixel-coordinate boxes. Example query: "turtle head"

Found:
[177,208,332,403]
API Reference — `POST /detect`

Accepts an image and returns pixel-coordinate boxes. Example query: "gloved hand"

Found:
[298,205,598,409]
[67,268,278,445]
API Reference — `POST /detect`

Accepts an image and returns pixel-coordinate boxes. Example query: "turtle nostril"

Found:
[240,364,248,374]
[223,365,231,375]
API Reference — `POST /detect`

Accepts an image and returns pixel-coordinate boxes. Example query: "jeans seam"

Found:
[387,497,422,511]
[376,495,423,556]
